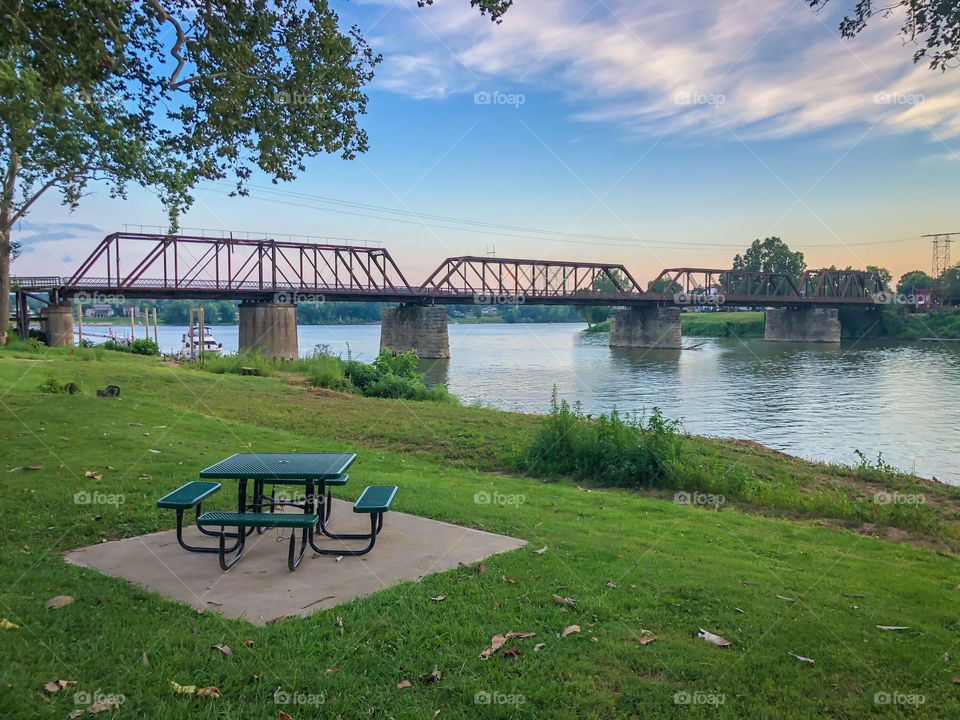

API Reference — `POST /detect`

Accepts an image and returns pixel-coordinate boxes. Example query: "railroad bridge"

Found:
[12,231,887,358]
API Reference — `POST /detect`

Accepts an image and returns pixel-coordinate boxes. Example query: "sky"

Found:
[11,0,960,287]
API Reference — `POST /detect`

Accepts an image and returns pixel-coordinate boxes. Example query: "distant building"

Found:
[85,304,115,318]
[913,289,934,306]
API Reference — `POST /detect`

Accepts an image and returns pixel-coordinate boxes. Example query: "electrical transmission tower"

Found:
[923,232,958,279]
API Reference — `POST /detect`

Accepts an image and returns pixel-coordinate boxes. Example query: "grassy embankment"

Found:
[2,345,960,718]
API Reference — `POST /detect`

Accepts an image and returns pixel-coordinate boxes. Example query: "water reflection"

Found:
[84,322,959,483]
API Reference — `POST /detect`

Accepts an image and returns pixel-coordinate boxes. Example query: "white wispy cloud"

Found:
[362,0,960,139]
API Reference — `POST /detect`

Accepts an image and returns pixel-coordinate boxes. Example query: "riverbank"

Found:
[3,346,959,718]
[584,311,765,337]
[585,308,960,340]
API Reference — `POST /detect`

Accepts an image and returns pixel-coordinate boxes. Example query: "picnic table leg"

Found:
[324,484,333,524]
[176,509,241,554]
[218,525,245,570]
[308,513,379,556]
[253,479,268,534]
[288,527,308,570]
[318,508,383,540]
[237,479,255,538]
[194,502,241,540]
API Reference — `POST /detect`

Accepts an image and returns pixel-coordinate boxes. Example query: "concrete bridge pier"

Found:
[609,306,682,349]
[238,301,299,360]
[39,303,75,347]
[764,307,840,343]
[380,305,450,359]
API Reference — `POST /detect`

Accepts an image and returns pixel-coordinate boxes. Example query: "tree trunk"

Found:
[0,151,17,346]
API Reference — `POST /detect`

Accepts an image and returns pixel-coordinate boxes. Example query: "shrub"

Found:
[130,338,160,355]
[38,378,80,394]
[292,350,353,392]
[526,389,682,488]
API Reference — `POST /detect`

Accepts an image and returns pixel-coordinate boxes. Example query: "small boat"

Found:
[179,326,222,359]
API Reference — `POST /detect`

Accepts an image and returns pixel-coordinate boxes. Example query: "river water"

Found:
[83,322,960,483]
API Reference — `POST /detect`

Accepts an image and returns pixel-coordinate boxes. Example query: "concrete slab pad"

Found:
[64,500,526,625]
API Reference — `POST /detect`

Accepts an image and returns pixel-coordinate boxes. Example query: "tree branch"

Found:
[146,0,187,89]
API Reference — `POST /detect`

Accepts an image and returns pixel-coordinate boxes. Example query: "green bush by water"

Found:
[195,346,458,404]
[102,338,160,355]
[526,390,683,487]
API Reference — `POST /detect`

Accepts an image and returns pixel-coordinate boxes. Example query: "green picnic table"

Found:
[199,452,356,521]
[158,452,396,571]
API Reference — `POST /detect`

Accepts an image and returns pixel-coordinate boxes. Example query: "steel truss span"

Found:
[12,232,887,308]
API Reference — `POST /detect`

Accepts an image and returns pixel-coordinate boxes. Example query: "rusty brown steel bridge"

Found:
[13,231,888,308]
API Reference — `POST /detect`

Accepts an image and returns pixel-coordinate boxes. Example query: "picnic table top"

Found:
[199,453,356,480]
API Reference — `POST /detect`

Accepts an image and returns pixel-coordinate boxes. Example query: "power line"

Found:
[199,181,924,251]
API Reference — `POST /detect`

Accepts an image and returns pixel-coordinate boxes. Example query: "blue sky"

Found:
[12,0,960,285]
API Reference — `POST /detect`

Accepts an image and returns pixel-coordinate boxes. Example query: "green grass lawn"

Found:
[2,347,959,718]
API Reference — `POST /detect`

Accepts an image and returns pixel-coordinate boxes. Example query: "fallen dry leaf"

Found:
[788,651,815,664]
[639,635,657,645]
[45,595,73,610]
[534,546,548,554]
[87,696,120,714]
[503,576,515,584]
[211,644,233,656]
[69,711,83,719]
[479,633,507,659]
[605,582,617,589]
[0,618,19,630]
[877,625,910,631]
[552,594,576,608]
[142,652,149,665]
[243,640,254,647]
[43,680,77,694]
[698,628,731,647]
[397,680,412,689]
[24,466,42,471]
[327,668,339,674]
[430,596,445,602]
[735,608,745,614]
[561,625,581,638]
[277,711,295,720]
[502,645,522,657]
[776,595,796,602]
[507,630,536,639]
[170,681,220,698]
[534,643,546,652]
[954,677,960,685]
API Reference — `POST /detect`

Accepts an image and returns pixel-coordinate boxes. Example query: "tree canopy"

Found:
[0,0,508,343]
[897,269,934,293]
[808,1,960,70]
[732,237,807,285]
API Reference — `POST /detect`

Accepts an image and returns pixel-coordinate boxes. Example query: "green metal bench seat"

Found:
[197,512,318,571]
[311,485,398,557]
[353,485,398,514]
[158,481,221,509]
[197,511,318,529]
[157,481,235,555]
